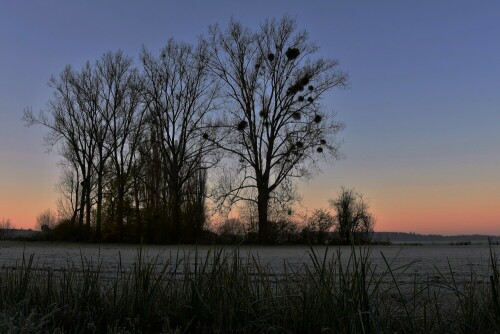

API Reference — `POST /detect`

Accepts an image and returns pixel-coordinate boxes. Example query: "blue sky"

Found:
[1,0,499,233]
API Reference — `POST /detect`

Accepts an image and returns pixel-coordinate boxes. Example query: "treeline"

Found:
[25,17,350,243]
[25,46,213,243]
[31,186,374,245]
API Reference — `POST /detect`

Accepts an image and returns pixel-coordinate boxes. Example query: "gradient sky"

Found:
[1,1,499,234]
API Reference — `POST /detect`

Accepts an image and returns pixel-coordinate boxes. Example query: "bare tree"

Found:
[207,17,347,242]
[329,187,374,244]
[141,39,220,240]
[95,51,143,237]
[24,64,98,230]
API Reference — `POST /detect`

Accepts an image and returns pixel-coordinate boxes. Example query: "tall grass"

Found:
[0,244,499,333]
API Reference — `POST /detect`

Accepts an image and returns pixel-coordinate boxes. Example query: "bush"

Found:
[52,219,90,241]
[217,218,246,243]
[268,219,299,244]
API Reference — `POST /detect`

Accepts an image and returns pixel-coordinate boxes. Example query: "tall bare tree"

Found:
[94,51,143,238]
[24,65,98,230]
[141,39,219,240]
[207,17,347,242]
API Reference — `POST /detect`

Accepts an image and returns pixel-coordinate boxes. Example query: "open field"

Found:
[1,242,500,333]
[0,242,497,282]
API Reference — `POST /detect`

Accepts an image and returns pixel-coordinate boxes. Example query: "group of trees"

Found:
[25,17,355,243]
[25,47,212,242]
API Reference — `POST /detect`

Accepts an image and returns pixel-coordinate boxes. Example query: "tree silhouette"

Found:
[330,187,374,244]
[24,64,98,230]
[24,17,351,244]
[207,17,347,242]
[141,39,220,241]
[96,51,143,238]
[303,208,335,244]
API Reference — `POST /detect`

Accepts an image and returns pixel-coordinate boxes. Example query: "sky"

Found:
[0,1,499,234]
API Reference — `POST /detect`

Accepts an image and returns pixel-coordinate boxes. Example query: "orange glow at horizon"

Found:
[299,168,500,235]
[0,166,59,230]
[2,186,499,235]
[0,192,58,230]
[2,160,499,235]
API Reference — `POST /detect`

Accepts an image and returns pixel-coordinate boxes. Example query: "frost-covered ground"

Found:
[0,241,497,286]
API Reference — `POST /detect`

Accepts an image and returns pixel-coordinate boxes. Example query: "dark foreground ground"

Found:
[1,242,500,333]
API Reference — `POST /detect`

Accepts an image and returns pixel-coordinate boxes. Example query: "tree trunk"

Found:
[170,188,182,242]
[96,172,103,240]
[95,153,104,240]
[70,169,80,225]
[78,185,85,227]
[85,178,92,232]
[116,175,125,228]
[134,178,142,243]
[71,185,79,225]
[257,189,270,243]
[77,166,86,227]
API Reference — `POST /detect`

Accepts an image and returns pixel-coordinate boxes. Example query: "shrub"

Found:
[52,219,90,241]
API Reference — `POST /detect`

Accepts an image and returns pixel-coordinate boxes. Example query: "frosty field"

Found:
[1,241,500,332]
[0,241,497,285]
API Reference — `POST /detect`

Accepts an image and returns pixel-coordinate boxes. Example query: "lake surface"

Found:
[0,241,498,286]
